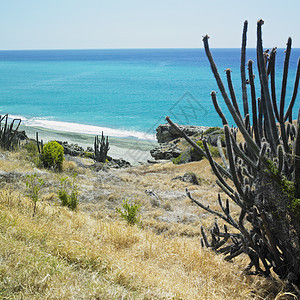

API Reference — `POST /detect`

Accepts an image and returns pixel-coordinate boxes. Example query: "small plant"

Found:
[41,141,64,171]
[116,199,141,225]
[25,173,44,217]
[58,173,79,210]
[23,140,42,167]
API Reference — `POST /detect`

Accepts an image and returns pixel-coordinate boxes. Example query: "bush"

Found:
[203,127,223,135]
[58,173,79,211]
[116,199,141,225]
[191,140,219,160]
[172,151,192,165]
[41,141,64,170]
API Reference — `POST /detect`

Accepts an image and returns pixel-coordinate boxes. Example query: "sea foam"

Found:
[9,115,156,141]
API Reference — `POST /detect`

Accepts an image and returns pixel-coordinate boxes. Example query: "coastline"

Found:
[19,124,157,165]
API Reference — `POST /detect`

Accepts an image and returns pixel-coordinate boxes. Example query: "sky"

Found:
[0,0,299,50]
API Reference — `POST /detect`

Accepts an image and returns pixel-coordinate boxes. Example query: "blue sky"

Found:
[1,0,299,50]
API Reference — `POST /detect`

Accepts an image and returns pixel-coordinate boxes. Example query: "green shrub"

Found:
[193,140,220,158]
[116,199,141,225]
[25,173,44,217]
[208,145,220,157]
[58,173,79,211]
[41,141,64,170]
[172,151,192,164]
[83,151,94,159]
[203,127,223,135]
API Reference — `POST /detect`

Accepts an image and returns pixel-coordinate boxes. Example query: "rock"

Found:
[107,156,131,168]
[150,142,182,160]
[57,141,85,156]
[172,172,199,185]
[147,159,171,164]
[156,123,208,144]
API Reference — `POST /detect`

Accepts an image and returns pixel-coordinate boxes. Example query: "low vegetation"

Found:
[58,173,79,210]
[0,145,290,299]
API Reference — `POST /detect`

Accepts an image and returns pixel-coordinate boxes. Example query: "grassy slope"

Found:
[0,149,282,299]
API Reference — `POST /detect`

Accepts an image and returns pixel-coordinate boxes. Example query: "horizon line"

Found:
[1,47,299,51]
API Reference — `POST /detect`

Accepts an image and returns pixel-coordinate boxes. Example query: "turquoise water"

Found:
[0,48,299,140]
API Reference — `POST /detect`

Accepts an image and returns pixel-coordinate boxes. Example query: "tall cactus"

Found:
[94,132,110,163]
[166,20,300,291]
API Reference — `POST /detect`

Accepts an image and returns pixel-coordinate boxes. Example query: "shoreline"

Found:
[19,124,157,165]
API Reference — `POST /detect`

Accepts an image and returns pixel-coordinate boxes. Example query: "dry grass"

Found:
[0,148,288,299]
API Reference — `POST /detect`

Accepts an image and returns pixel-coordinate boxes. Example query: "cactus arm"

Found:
[218,194,239,228]
[280,122,290,154]
[295,109,300,198]
[203,35,260,157]
[36,132,41,154]
[269,48,280,122]
[202,138,234,189]
[166,116,233,179]
[256,20,279,153]
[215,180,245,208]
[211,91,228,125]
[224,125,245,199]
[230,135,258,171]
[280,38,292,122]
[186,188,239,229]
[165,116,207,158]
[284,57,300,122]
[241,20,249,117]
[257,98,264,139]
[225,70,242,120]
[248,60,261,146]
[277,145,285,175]
[238,210,271,276]
[217,135,229,171]
[260,212,285,276]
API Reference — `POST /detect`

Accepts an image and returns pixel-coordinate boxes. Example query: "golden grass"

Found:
[0,149,288,299]
[0,186,283,299]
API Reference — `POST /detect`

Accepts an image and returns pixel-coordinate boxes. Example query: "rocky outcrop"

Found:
[150,140,182,160]
[156,124,208,144]
[60,142,85,157]
[150,123,224,162]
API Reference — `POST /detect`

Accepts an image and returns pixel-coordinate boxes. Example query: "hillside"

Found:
[0,147,286,299]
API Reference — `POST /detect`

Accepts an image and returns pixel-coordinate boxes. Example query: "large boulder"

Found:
[156,124,208,144]
[150,142,182,160]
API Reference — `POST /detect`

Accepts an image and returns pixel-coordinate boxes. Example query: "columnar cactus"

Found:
[94,131,110,163]
[166,20,300,291]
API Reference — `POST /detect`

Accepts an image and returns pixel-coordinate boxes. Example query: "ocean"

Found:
[0,48,299,162]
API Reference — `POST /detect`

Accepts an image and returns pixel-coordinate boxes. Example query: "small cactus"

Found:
[94,131,110,163]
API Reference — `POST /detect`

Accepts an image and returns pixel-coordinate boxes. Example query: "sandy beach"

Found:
[19,124,157,165]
